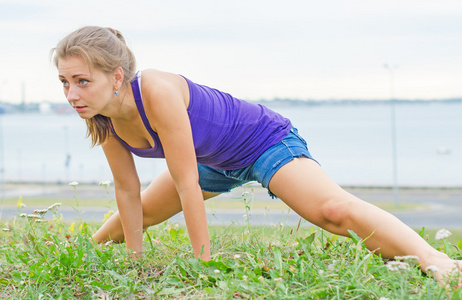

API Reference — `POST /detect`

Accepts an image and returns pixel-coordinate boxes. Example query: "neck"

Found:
[101,83,137,121]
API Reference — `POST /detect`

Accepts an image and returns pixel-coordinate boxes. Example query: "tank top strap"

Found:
[130,72,156,136]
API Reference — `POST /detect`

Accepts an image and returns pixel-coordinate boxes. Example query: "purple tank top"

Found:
[110,72,292,170]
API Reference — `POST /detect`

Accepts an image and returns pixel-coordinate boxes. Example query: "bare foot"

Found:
[422,256,462,285]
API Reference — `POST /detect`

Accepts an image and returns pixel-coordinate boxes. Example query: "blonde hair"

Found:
[51,26,136,146]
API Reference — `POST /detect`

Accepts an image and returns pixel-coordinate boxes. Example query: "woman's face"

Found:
[58,56,114,119]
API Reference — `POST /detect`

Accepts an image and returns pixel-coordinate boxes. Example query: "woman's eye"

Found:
[79,79,89,85]
[61,80,69,87]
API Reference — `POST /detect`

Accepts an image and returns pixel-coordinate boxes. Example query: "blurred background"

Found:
[0,0,461,188]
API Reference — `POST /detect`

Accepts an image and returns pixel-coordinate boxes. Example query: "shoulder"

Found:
[137,69,190,124]
[138,69,189,103]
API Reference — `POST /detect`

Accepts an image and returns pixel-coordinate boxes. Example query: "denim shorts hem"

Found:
[200,185,243,194]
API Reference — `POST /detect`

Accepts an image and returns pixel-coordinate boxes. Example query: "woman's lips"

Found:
[75,106,87,113]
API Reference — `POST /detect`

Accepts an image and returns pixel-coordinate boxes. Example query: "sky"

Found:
[0,0,461,104]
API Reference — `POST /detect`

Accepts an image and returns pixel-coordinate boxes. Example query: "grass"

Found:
[0,189,461,299]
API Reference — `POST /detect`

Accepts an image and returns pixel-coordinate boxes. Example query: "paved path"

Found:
[1,183,461,229]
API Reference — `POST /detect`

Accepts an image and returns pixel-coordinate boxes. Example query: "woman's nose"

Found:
[66,85,80,104]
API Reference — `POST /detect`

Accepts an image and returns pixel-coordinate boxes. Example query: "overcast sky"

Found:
[0,0,461,103]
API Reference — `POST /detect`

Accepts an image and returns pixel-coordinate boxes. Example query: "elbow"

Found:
[176,180,201,197]
[171,173,200,195]
[114,176,140,195]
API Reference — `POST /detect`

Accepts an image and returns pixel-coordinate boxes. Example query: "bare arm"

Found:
[102,135,143,255]
[142,71,211,260]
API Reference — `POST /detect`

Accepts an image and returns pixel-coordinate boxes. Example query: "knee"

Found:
[142,209,158,228]
[141,202,156,228]
[318,196,355,228]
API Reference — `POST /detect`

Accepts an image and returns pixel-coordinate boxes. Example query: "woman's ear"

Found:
[113,67,125,90]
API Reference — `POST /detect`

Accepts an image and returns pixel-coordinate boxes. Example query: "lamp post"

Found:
[384,64,399,207]
[64,125,71,182]
[0,112,4,220]
[0,81,6,220]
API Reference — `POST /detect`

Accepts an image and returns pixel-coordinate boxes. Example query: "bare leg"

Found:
[268,157,462,281]
[92,169,220,243]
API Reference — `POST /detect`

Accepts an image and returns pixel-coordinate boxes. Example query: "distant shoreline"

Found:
[1,97,462,115]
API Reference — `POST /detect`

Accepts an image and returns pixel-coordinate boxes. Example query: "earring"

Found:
[114,91,119,96]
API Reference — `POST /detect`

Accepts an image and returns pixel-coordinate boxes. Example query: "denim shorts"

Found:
[197,127,317,198]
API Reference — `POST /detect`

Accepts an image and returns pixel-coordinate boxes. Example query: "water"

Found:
[1,101,461,187]
[272,101,462,187]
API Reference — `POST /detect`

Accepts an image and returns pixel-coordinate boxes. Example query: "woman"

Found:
[52,26,461,281]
